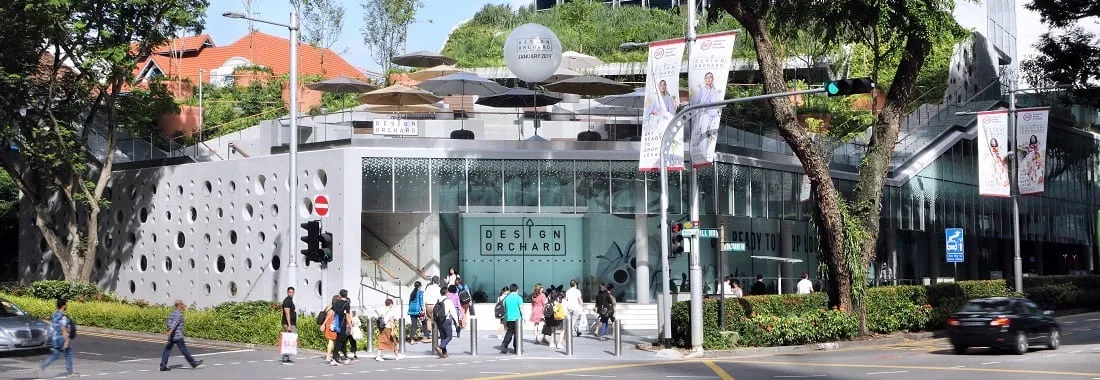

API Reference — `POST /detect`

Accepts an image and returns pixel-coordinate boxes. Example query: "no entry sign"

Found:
[314,195,329,217]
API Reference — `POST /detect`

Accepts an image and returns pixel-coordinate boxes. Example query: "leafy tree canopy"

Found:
[1022,0,1100,106]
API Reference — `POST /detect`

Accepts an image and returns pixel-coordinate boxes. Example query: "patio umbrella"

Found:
[407,65,463,81]
[576,105,643,117]
[539,66,583,84]
[391,50,457,68]
[476,87,563,139]
[596,88,645,109]
[305,76,378,93]
[363,104,442,113]
[357,84,443,106]
[419,72,508,132]
[546,76,633,140]
[561,51,603,71]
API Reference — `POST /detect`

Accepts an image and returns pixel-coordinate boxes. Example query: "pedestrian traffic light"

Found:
[318,231,334,264]
[300,220,320,265]
[824,77,875,97]
[670,222,685,258]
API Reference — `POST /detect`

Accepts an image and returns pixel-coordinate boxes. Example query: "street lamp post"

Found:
[684,0,704,355]
[198,69,206,143]
[222,9,302,295]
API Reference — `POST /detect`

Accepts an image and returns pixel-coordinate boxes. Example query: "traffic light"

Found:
[670,222,685,258]
[318,231,334,264]
[300,220,320,265]
[824,77,875,97]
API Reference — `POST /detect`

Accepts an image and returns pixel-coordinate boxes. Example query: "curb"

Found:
[699,331,942,359]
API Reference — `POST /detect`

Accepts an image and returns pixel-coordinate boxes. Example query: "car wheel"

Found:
[953,345,968,354]
[1047,329,1060,350]
[1012,331,1028,355]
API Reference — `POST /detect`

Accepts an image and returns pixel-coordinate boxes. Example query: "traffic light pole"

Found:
[685,0,703,355]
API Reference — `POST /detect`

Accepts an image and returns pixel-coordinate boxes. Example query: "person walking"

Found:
[445,267,461,288]
[495,287,509,334]
[348,310,362,361]
[38,298,76,378]
[500,284,522,354]
[281,287,297,365]
[797,273,815,294]
[334,290,353,363]
[434,287,459,358]
[374,298,402,361]
[751,274,769,295]
[595,285,613,340]
[529,284,547,344]
[407,281,426,343]
[729,279,744,298]
[320,296,341,365]
[456,279,474,337]
[541,287,564,348]
[446,285,464,338]
[423,276,442,342]
[564,280,585,337]
[159,300,203,371]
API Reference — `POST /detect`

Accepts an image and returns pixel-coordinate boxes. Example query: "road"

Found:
[1,312,1097,380]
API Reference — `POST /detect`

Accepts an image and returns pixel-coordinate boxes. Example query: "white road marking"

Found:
[666,377,718,379]
[481,372,521,375]
[1072,350,1083,353]
[339,373,351,375]
[980,362,1000,365]
[774,376,827,378]
[321,375,334,378]
[231,362,241,365]
[213,363,224,366]
[1045,354,1058,358]
[78,352,103,356]
[1015,357,1031,361]
[867,372,908,375]
[137,370,150,372]
[407,369,443,372]
[118,348,253,362]
[117,371,130,374]
[264,359,275,362]
[248,360,258,363]
[952,366,966,368]
[564,375,616,378]
[303,376,315,379]
[96,373,110,376]
[283,378,296,380]
[358,371,370,374]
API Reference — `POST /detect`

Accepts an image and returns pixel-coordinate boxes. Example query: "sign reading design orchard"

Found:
[480,218,566,256]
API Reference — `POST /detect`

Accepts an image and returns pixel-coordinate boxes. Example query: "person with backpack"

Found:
[595,284,614,340]
[319,296,342,366]
[422,276,442,342]
[446,285,464,338]
[374,298,402,361]
[495,287,508,334]
[407,281,426,343]
[500,283,523,354]
[456,279,473,336]
[529,284,547,344]
[38,298,76,378]
[159,300,203,371]
[333,290,353,363]
[433,287,459,358]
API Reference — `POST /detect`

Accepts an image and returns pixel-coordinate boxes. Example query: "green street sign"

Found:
[698,229,719,239]
[680,228,698,237]
[721,241,746,252]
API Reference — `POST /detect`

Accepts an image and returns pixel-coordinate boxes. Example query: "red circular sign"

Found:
[314,195,329,217]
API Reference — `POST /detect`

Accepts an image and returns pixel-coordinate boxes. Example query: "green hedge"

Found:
[1022,276,1100,310]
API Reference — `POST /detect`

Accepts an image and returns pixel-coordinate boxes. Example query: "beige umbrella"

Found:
[363,104,442,113]
[407,65,464,81]
[357,84,443,106]
[561,51,603,71]
[539,66,583,84]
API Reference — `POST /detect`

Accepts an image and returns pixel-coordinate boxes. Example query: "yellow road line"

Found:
[468,361,680,380]
[703,360,736,380]
[712,359,1100,377]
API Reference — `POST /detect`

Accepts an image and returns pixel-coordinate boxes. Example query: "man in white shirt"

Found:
[796,272,814,294]
[422,276,442,339]
[564,280,584,337]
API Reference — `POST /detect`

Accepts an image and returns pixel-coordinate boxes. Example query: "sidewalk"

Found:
[390,326,663,360]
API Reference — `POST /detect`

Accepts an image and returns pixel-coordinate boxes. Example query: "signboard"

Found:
[373,119,419,136]
[976,110,1010,197]
[698,229,719,239]
[687,31,737,168]
[680,228,698,237]
[638,38,686,172]
[1016,108,1050,195]
[477,217,570,256]
[722,241,746,252]
[314,195,329,217]
[945,228,964,263]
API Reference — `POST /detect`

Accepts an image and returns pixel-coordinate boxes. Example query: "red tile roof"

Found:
[132,32,369,88]
[153,34,214,54]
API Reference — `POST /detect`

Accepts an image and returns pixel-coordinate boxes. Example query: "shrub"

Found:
[738,308,858,347]
[736,293,829,318]
[864,286,932,333]
[26,280,121,303]
[1023,276,1100,310]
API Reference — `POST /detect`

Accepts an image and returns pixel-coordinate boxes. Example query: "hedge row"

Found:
[1021,275,1100,310]
[0,293,379,352]
[672,280,1016,349]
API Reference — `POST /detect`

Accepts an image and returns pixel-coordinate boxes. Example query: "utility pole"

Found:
[685,0,704,354]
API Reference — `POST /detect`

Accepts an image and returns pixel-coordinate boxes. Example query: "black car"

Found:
[947,297,1060,355]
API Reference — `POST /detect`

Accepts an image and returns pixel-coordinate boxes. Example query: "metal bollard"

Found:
[366,317,374,353]
[398,316,406,354]
[565,318,574,356]
[516,319,524,356]
[613,320,622,357]
[469,316,478,356]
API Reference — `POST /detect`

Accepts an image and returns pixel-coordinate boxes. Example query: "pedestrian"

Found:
[564,280,585,337]
[456,278,474,335]
[333,289,353,363]
[500,283,522,354]
[159,300,203,371]
[496,287,508,334]
[407,281,426,343]
[529,284,546,343]
[729,279,743,298]
[281,287,297,365]
[39,298,76,378]
[446,285,464,338]
[751,274,768,295]
[797,272,814,294]
[374,298,402,361]
[423,276,442,342]
[320,295,341,365]
[595,285,613,340]
[445,267,461,288]
[541,287,564,348]
[721,276,734,297]
[348,310,362,361]
[434,287,459,358]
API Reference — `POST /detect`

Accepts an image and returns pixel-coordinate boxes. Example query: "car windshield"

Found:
[0,301,27,317]
[960,299,1012,313]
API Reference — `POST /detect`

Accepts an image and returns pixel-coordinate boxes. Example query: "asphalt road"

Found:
[1,312,1097,380]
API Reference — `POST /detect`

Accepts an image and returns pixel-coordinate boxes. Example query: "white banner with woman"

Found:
[1016,108,1050,195]
[687,31,737,168]
[977,110,1011,197]
[639,38,685,172]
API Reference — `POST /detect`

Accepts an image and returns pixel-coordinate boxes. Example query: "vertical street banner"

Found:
[639,38,686,172]
[1016,108,1050,195]
[976,110,1011,197]
[688,31,737,168]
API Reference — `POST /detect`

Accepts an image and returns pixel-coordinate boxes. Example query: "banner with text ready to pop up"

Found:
[977,110,1011,197]
[639,38,686,172]
[688,31,737,168]
[1016,108,1050,195]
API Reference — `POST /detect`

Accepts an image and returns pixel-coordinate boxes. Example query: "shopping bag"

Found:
[279,332,298,356]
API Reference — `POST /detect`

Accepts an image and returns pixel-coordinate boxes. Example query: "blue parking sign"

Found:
[945,228,964,263]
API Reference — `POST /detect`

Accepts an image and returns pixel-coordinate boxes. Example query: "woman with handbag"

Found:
[529,284,547,344]
[374,299,402,361]
[407,281,425,343]
[320,296,341,366]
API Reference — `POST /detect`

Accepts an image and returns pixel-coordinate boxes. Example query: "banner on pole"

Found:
[688,31,737,168]
[1016,108,1050,195]
[977,110,1011,197]
[639,38,686,172]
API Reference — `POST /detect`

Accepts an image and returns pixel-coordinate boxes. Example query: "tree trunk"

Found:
[717,0,854,311]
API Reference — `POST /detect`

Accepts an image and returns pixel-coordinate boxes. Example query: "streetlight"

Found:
[223,8,302,295]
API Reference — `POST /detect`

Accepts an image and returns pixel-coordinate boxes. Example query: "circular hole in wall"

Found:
[243,204,254,221]
[203,284,211,295]
[189,258,196,269]
[175,232,185,249]
[245,258,253,269]
[128,280,136,294]
[315,281,322,297]
[314,169,328,190]
[139,255,148,272]
[216,255,226,273]
[229,230,238,245]
[217,208,224,218]
[139,208,148,223]
[255,175,267,195]
[176,185,183,196]
[151,282,157,292]
[165,210,172,221]
[203,233,211,245]
[203,181,212,195]
[299,198,313,218]
[272,255,281,270]
[229,282,238,296]
[271,204,279,217]
[188,207,197,223]
[151,233,157,243]
[115,210,123,224]
[164,256,173,272]
[229,181,237,192]
[128,232,136,248]
[258,232,266,243]
[104,234,113,249]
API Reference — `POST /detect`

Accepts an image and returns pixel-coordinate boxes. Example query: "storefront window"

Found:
[576,160,610,214]
[432,158,466,213]
[362,157,392,212]
[611,161,638,214]
[503,160,538,212]
[540,160,575,213]
[394,158,430,212]
[468,159,502,211]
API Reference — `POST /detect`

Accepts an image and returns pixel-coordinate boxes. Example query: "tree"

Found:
[712,0,961,332]
[1021,0,1100,105]
[301,0,346,74]
[0,0,208,282]
[361,0,423,78]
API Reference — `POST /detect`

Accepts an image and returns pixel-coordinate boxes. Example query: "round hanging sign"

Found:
[503,23,563,83]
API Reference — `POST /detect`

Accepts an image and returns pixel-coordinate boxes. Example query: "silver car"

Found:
[0,298,52,352]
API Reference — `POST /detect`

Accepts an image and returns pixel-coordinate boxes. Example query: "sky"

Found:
[200,0,1096,77]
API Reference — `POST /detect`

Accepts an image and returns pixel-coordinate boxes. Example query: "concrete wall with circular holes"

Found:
[19,148,362,313]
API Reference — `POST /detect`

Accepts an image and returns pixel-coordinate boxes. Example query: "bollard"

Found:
[469,316,478,356]
[613,320,622,357]
[564,318,574,356]
[398,316,406,354]
[366,317,375,353]
[516,319,524,356]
